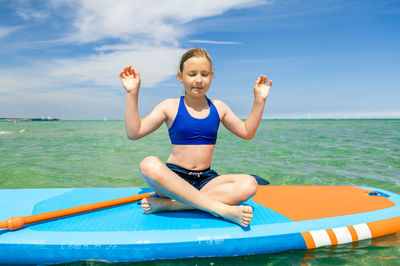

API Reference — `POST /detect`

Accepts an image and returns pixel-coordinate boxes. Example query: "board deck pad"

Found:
[30,188,291,231]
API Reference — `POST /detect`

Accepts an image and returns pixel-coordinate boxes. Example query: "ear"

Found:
[177,72,183,83]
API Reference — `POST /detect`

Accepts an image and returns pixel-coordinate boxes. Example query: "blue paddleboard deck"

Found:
[0,186,399,264]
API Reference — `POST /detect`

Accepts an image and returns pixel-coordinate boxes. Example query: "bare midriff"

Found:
[167,144,215,171]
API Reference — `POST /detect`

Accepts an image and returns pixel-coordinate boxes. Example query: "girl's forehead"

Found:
[183,57,211,70]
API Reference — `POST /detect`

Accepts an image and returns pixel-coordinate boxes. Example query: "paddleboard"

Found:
[0,185,399,264]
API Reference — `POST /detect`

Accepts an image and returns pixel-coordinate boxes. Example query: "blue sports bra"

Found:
[168,96,220,145]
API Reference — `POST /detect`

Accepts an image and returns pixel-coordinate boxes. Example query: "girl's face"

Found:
[177,56,213,98]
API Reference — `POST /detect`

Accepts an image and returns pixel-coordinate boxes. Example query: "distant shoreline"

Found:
[0,117,60,122]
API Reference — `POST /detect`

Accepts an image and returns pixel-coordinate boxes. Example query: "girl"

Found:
[120,48,272,227]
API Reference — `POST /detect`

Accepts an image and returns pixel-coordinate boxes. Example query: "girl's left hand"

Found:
[254,75,272,101]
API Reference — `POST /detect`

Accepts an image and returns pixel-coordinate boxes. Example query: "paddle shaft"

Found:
[0,192,154,231]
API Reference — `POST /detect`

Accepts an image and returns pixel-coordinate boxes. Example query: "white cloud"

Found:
[12,0,51,21]
[47,45,185,88]
[0,26,20,38]
[1,0,267,118]
[2,0,265,92]
[0,45,183,95]
[51,0,265,44]
[45,0,264,89]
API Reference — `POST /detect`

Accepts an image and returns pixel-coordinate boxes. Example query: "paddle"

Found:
[0,191,155,231]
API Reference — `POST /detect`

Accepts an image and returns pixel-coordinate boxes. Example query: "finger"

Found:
[269,80,272,87]
[260,75,264,85]
[255,76,261,86]
[262,76,267,85]
[132,67,139,78]
[120,69,130,78]
[261,75,266,83]
[124,66,132,76]
[123,66,131,74]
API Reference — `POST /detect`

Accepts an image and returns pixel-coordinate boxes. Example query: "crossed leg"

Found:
[139,156,258,227]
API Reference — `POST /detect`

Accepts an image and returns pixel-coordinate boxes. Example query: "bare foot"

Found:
[141,198,253,227]
[141,197,193,214]
[216,205,253,227]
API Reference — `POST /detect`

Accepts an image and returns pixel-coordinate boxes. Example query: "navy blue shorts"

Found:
[166,163,219,190]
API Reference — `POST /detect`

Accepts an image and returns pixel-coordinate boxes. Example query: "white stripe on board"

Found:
[310,230,331,248]
[353,223,372,240]
[332,227,353,244]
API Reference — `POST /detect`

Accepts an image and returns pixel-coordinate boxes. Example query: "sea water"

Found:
[0,119,399,265]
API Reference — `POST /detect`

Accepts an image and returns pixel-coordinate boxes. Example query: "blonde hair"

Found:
[179,48,213,72]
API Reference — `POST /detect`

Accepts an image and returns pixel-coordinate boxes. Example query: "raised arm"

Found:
[218,75,272,140]
[120,66,167,140]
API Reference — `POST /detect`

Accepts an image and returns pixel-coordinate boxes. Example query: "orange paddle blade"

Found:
[0,192,154,231]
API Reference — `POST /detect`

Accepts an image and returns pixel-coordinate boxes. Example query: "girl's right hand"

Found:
[120,66,141,94]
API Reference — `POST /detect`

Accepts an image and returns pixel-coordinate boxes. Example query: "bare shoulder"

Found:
[158,98,179,108]
[157,98,180,120]
[210,99,231,117]
[211,99,227,107]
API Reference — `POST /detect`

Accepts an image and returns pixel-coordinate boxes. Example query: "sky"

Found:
[0,0,399,120]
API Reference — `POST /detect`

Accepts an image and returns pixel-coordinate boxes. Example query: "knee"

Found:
[139,156,164,180]
[238,175,258,202]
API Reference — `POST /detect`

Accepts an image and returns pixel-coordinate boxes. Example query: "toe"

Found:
[244,206,253,213]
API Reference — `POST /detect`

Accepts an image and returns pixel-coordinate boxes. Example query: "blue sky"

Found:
[0,0,399,120]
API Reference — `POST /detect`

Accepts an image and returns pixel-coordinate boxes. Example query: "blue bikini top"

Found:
[168,96,220,145]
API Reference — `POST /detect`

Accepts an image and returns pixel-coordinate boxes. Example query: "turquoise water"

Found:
[1,119,399,265]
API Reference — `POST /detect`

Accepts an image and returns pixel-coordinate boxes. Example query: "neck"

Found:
[184,95,208,110]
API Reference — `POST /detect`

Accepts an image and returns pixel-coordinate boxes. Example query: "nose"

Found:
[194,74,203,84]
